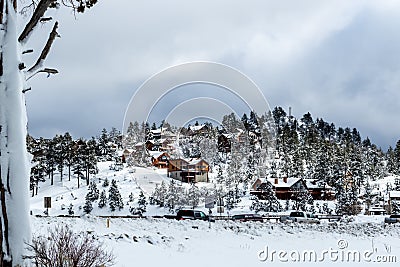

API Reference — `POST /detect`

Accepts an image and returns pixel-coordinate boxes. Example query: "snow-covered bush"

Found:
[25,225,115,267]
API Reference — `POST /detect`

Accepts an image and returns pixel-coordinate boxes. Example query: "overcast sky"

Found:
[24,0,400,150]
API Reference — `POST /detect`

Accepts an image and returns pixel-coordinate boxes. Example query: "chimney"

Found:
[274,178,278,184]
[283,177,288,183]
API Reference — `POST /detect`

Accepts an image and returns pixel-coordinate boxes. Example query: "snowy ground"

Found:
[31,216,400,267]
[30,164,400,266]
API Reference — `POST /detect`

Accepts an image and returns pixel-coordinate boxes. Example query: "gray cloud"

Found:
[24,0,400,149]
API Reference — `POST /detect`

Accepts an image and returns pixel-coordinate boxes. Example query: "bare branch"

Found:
[26,21,59,78]
[22,49,34,54]
[39,16,52,22]
[20,1,38,17]
[18,0,56,44]
[22,88,32,94]
[39,68,58,74]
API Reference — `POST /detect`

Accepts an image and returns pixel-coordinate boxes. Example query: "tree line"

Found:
[27,128,121,196]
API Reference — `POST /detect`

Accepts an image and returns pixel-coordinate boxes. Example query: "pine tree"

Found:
[335,178,361,215]
[166,180,179,211]
[98,190,107,209]
[256,182,282,212]
[129,192,135,202]
[64,132,75,181]
[87,181,100,201]
[83,194,93,214]
[137,191,147,215]
[364,182,373,210]
[394,177,400,191]
[391,201,400,214]
[68,204,75,216]
[108,180,124,211]
[103,177,109,187]
[187,184,200,209]
[291,189,313,211]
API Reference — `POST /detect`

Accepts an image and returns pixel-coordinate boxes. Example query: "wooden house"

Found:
[306,179,335,200]
[251,177,334,200]
[168,158,210,183]
[251,177,308,200]
[150,152,170,169]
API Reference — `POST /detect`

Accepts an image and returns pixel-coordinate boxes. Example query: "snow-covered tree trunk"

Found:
[0,0,98,265]
[0,1,31,265]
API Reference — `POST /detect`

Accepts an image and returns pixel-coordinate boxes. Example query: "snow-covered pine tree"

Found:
[83,194,93,214]
[137,191,147,215]
[394,140,400,175]
[68,203,75,216]
[128,192,134,203]
[335,178,361,215]
[98,128,112,161]
[87,181,99,201]
[108,179,124,211]
[102,177,109,187]
[250,197,264,213]
[98,190,107,209]
[291,188,313,211]
[256,182,281,212]
[166,180,179,211]
[187,183,200,209]
[394,177,400,191]
[391,200,400,214]
[364,181,373,210]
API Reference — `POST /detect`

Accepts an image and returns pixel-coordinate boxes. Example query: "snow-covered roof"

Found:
[368,206,386,212]
[389,191,400,198]
[266,178,302,188]
[149,151,169,159]
[306,179,333,189]
[150,129,162,134]
[189,125,207,131]
[186,158,207,165]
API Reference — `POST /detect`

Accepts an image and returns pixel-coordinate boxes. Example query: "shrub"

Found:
[25,224,115,267]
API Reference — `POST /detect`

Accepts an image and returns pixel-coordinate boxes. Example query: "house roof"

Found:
[189,125,209,132]
[266,178,302,188]
[305,179,333,189]
[149,151,169,159]
[169,158,209,168]
[390,191,400,198]
[150,129,162,134]
[368,206,386,212]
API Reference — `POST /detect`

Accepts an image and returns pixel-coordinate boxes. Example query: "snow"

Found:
[28,163,400,266]
[266,177,301,188]
[389,191,400,198]
[30,215,400,267]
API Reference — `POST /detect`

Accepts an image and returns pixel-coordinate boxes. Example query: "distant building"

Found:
[168,158,210,183]
[251,177,335,200]
[150,152,170,169]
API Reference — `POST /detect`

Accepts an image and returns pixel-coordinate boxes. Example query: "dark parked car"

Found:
[176,209,209,221]
[384,214,400,224]
[231,214,263,222]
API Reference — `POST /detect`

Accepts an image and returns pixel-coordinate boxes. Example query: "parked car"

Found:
[280,211,320,224]
[164,209,212,221]
[384,214,400,224]
[231,214,263,222]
